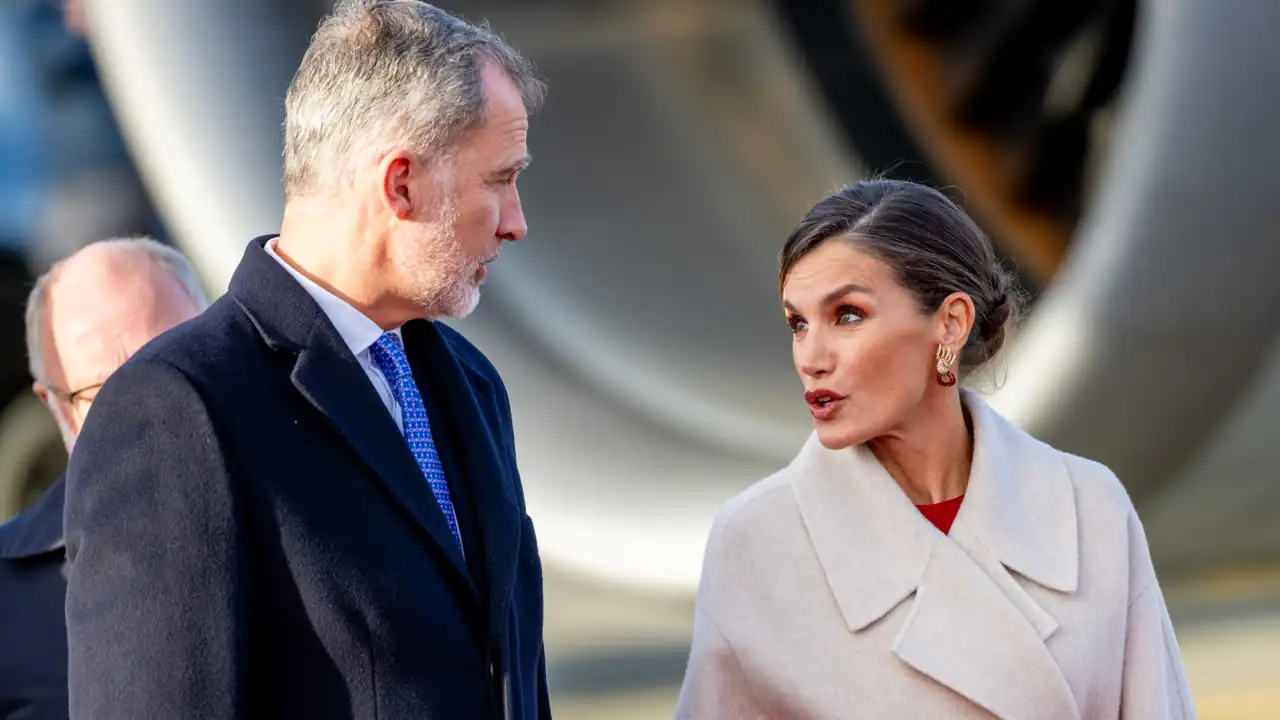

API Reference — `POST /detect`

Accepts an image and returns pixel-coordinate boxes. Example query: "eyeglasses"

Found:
[44,380,105,407]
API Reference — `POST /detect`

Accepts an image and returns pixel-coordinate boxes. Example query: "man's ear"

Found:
[32,382,49,405]
[380,151,417,220]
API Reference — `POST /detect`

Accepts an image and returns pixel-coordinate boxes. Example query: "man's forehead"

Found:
[52,253,162,310]
[46,255,189,341]
[56,245,152,285]
[45,271,190,383]
[457,115,528,175]
[483,103,528,146]
[480,62,529,127]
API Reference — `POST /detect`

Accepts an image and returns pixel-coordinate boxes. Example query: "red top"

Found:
[916,495,965,535]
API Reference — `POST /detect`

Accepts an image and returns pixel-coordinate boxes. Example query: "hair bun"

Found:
[969,267,1022,366]
[986,275,1014,328]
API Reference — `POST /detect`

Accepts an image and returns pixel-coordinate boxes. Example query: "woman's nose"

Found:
[795,335,834,378]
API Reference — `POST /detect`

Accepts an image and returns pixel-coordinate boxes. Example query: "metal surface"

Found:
[81,0,1280,596]
[983,0,1280,501]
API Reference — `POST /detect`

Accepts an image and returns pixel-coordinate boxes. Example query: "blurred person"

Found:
[0,236,206,720]
[676,180,1196,719]
[57,0,87,36]
[63,2,549,719]
[1,0,156,270]
[26,0,156,269]
[0,0,50,252]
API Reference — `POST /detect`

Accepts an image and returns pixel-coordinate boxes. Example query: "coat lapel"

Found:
[405,321,522,635]
[790,433,932,632]
[956,393,1079,597]
[790,390,1081,720]
[890,538,1080,720]
[290,321,473,587]
[230,237,473,591]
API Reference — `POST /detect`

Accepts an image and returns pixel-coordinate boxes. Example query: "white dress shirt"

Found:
[265,239,405,433]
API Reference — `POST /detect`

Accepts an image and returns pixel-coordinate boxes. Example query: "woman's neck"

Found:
[867,390,973,505]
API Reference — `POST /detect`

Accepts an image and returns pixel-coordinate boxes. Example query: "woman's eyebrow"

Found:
[782,283,872,313]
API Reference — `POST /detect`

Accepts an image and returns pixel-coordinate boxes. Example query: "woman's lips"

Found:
[804,389,845,420]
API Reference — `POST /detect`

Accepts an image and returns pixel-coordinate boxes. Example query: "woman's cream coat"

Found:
[676,391,1196,719]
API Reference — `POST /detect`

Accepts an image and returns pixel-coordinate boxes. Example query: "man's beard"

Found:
[403,193,484,320]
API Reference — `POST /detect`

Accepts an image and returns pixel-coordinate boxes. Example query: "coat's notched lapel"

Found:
[231,238,475,591]
[406,321,524,637]
[791,391,1082,720]
[891,539,1080,720]
[790,436,932,633]
[290,318,474,590]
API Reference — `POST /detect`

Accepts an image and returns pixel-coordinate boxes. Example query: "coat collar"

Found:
[0,474,65,559]
[228,236,319,354]
[790,390,1078,631]
[790,390,1081,719]
[956,390,1079,595]
[229,237,475,595]
[262,236,393,359]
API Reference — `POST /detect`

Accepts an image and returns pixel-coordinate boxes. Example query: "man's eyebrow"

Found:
[502,154,532,174]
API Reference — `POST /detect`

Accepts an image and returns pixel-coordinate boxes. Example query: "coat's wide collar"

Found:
[789,390,1081,719]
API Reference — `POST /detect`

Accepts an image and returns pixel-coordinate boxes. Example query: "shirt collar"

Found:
[264,238,399,356]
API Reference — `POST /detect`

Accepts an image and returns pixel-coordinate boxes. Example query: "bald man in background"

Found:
[0,237,207,719]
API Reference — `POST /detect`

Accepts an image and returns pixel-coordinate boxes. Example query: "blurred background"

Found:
[2,0,1279,716]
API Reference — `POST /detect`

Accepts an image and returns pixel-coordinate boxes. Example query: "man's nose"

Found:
[498,187,528,242]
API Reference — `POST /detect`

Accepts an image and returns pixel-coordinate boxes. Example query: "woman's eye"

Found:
[788,316,808,334]
[836,306,864,324]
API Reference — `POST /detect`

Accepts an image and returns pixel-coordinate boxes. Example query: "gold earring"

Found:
[935,345,957,387]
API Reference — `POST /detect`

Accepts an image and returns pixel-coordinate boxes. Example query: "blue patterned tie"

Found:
[370,332,464,555]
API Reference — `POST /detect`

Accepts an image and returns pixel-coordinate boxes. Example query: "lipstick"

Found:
[805,388,845,421]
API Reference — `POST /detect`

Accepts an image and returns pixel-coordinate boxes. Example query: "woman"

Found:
[675,180,1195,719]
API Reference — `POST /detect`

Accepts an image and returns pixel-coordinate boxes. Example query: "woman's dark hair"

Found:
[779,179,1025,373]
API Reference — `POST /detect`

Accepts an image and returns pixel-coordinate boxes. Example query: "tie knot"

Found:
[370,331,410,384]
[373,330,405,354]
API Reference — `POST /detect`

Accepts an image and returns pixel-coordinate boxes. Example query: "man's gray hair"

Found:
[283,0,545,198]
[24,236,210,384]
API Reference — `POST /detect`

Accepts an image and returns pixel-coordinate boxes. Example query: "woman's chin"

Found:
[814,424,865,451]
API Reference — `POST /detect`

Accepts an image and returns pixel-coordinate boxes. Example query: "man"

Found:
[0,237,207,719]
[65,2,550,718]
